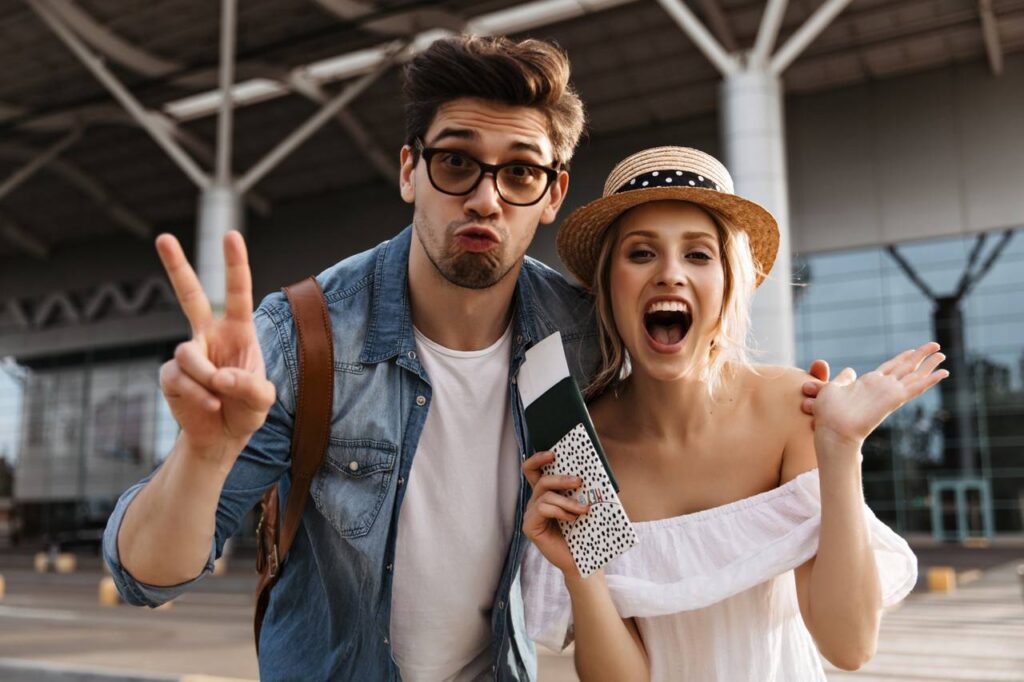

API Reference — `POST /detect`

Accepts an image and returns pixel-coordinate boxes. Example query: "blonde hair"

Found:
[584,203,763,400]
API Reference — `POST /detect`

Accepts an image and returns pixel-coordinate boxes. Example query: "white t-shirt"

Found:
[390,323,522,681]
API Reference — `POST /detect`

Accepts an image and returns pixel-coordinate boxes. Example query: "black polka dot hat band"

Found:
[617,169,721,193]
[557,146,779,290]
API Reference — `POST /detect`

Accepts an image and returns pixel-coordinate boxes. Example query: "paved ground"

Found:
[0,543,1020,681]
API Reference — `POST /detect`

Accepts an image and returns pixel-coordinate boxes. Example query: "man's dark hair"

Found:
[403,35,586,167]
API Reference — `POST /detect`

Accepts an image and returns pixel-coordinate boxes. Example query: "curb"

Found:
[0,660,255,682]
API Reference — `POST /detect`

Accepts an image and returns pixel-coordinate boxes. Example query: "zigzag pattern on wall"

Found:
[1,276,176,331]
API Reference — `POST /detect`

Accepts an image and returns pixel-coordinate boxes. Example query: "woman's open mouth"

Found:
[643,300,692,352]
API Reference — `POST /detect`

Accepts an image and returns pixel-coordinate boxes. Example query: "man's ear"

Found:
[539,170,570,225]
[399,146,416,204]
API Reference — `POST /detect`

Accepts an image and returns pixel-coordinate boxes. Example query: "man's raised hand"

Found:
[156,231,275,468]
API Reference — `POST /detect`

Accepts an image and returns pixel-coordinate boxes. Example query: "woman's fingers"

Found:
[536,490,589,519]
[910,352,946,380]
[807,359,830,384]
[537,502,582,524]
[532,473,583,499]
[522,451,554,487]
[833,367,857,387]
[877,348,916,375]
[879,342,941,377]
[905,350,949,395]
[894,342,941,379]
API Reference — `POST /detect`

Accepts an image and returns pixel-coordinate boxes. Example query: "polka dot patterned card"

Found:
[545,423,640,578]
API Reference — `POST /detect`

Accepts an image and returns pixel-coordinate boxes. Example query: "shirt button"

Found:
[383,636,389,646]
[415,395,426,406]
[386,563,393,572]
[407,350,416,360]
[515,335,523,344]
[397,476,405,486]
[498,600,505,609]
[348,461,359,472]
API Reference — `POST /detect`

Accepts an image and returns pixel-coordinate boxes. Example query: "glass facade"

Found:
[794,227,1024,536]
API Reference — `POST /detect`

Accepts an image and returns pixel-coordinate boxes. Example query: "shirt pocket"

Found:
[313,438,398,538]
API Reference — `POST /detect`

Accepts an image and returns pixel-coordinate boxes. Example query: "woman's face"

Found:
[608,200,726,382]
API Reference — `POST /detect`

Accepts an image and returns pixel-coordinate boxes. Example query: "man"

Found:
[105,35,826,681]
[107,35,594,681]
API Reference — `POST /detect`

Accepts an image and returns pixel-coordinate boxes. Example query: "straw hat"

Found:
[557,146,779,290]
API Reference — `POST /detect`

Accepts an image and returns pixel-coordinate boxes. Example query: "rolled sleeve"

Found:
[102,480,216,607]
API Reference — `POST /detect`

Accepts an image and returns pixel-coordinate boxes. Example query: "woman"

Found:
[521,146,946,681]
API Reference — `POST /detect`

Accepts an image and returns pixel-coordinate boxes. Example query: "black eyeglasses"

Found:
[415,140,559,207]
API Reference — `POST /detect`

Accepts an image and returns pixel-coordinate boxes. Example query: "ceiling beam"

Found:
[979,0,1005,75]
[698,0,739,53]
[0,129,81,202]
[771,0,855,74]
[0,143,153,238]
[753,0,789,66]
[655,0,740,76]
[0,214,49,259]
[28,0,213,190]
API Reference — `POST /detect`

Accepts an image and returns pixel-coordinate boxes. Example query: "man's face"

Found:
[399,97,569,290]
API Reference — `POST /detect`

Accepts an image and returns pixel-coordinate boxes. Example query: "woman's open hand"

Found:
[809,342,949,450]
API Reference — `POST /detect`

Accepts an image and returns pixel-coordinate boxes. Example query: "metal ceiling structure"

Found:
[0,0,1021,260]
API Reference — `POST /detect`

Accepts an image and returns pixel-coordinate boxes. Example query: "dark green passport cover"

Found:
[524,376,620,493]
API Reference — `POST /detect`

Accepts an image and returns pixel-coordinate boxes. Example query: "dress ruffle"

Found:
[522,468,917,652]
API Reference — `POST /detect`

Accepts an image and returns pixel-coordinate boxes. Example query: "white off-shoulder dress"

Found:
[522,469,918,681]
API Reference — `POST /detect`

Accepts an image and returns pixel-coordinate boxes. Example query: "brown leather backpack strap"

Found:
[254,276,333,649]
[279,276,334,560]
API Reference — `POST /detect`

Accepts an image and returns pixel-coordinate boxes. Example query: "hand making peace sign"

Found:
[156,231,276,467]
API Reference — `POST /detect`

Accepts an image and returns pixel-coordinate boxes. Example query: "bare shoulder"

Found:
[745,364,818,480]
[745,364,814,408]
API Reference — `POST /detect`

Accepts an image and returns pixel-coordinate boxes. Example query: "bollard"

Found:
[98,576,121,606]
[927,566,956,593]
[33,552,49,573]
[54,553,76,574]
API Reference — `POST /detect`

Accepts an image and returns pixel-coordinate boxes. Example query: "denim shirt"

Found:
[103,225,600,681]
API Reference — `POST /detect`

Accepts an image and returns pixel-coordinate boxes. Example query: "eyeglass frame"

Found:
[413,139,562,207]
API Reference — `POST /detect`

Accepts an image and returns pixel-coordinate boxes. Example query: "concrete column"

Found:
[196,185,244,311]
[720,67,795,366]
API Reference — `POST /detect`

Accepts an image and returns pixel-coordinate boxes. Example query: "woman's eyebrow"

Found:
[620,230,717,242]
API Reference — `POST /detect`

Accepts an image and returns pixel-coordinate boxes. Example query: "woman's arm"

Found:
[784,424,882,671]
[522,451,650,681]
[783,342,947,670]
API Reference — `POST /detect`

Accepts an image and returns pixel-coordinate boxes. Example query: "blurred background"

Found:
[0,0,1021,680]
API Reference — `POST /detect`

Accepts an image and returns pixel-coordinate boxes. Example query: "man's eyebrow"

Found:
[509,140,545,157]
[429,128,477,145]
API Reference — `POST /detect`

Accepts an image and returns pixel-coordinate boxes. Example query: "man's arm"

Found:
[105,233,282,591]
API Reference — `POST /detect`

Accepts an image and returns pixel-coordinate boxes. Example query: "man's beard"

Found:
[415,214,520,290]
